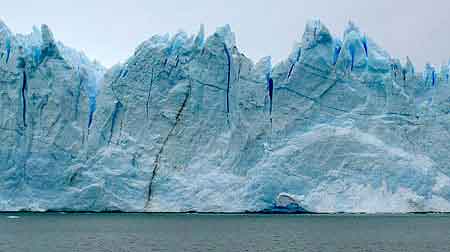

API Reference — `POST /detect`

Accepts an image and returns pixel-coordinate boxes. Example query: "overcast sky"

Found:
[2,0,450,69]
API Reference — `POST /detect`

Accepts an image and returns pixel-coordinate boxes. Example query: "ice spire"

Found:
[439,61,450,84]
[343,21,361,37]
[405,57,415,76]
[0,18,12,36]
[216,24,236,49]
[194,24,205,49]
[336,21,368,73]
[41,24,55,47]
[301,19,333,49]
[167,31,189,56]
[40,24,61,60]
[423,63,437,87]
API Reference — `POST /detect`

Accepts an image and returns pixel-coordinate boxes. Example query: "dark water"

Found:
[1,213,450,252]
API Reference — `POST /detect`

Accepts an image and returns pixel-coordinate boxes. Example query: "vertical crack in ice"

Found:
[5,37,11,64]
[146,68,155,119]
[145,84,191,208]
[87,96,96,129]
[268,78,274,115]
[108,101,123,145]
[333,43,342,66]
[349,44,356,72]
[432,69,437,87]
[268,77,274,131]
[121,69,128,78]
[68,169,80,186]
[237,60,242,81]
[175,56,180,68]
[287,48,302,80]
[224,44,232,115]
[38,95,48,128]
[21,71,28,128]
[362,36,368,57]
[167,56,179,77]
[392,63,399,79]
[74,78,83,121]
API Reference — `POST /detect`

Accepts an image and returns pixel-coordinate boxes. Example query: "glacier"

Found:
[1,19,450,213]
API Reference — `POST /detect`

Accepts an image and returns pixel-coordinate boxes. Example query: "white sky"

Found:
[2,0,450,69]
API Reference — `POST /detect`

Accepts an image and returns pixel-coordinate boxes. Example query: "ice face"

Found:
[1,20,450,213]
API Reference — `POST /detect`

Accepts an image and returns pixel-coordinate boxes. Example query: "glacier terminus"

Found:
[1,19,450,213]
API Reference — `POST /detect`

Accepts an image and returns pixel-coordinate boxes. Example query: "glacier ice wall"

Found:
[1,19,450,213]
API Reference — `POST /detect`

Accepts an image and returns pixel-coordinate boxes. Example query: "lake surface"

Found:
[1,213,450,252]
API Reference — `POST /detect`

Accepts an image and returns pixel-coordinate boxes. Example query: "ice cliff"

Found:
[1,19,450,213]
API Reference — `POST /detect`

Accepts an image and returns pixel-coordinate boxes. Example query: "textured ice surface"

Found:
[1,19,450,213]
